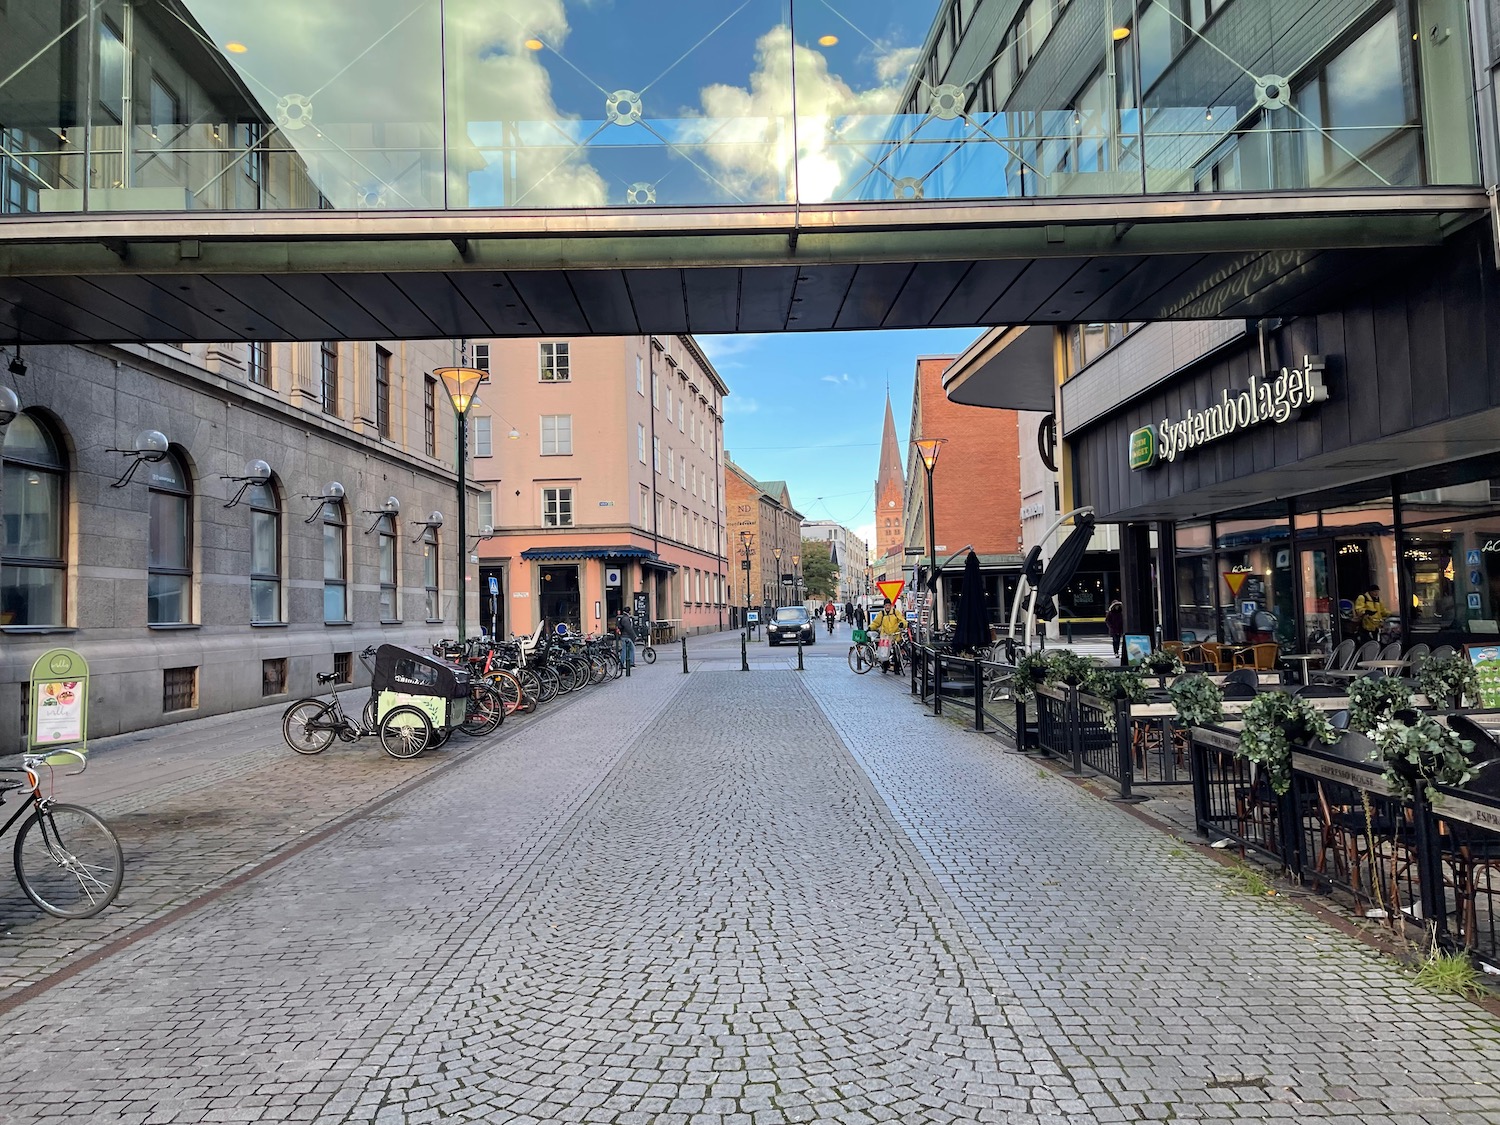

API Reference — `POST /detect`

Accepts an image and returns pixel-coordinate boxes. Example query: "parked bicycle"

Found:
[1,748,124,918]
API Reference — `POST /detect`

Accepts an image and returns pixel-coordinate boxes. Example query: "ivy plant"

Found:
[1011,649,1052,702]
[1238,693,1339,795]
[1369,714,1476,801]
[1167,672,1224,728]
[1047,650,1095,687]
[1346,675,1414,734]
[1083,666,1148,733]
[1142,649,1186,676]
[1417,654,1478,709]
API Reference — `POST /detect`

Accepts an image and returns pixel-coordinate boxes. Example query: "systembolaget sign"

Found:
[1129,354,1329,470]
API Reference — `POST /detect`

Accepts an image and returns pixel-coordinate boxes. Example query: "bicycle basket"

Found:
[852,629,869,644]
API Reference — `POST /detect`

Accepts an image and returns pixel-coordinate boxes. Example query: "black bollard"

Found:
[741,632,749,672]
[796,638,804,671]
[681,635,688,673]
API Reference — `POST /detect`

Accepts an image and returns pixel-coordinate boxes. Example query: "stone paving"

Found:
[0,627,1498,1123]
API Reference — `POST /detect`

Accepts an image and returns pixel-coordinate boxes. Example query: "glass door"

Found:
[1299,543,1335,653]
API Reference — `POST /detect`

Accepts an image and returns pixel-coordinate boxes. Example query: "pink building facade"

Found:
[468,335,730,639]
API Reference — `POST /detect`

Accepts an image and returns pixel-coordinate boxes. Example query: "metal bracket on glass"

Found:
[893,178,924,201]
[927,84,965,121]
[276,94,315,131]
[1254,75,1291,111]
[625,182,657,205]
[605,90,643,127]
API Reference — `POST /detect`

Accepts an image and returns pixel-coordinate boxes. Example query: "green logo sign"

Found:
[1129,426,1158,470]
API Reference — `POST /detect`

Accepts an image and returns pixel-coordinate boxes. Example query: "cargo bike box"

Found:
[373,644,472,734]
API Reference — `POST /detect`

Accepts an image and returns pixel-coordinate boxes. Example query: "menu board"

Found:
[1468,645,1500,708]
[33,680,84,745]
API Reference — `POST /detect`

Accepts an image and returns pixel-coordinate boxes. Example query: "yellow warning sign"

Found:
[876,580,905,603]
[1223,570,1248,599]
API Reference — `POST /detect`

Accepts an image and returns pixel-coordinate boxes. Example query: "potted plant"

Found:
[1047,650,1094,688]
[1011,649,1052,703]
[1369,713,1476,801]
[1083,666,1148,732]
[1417,653,1478,710]
[1167,672,1224,728]
[1142,648,1186,677]
[1238,693,1339,795]
[1347,675,1415,733]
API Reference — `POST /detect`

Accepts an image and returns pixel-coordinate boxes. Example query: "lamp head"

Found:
[0,385,18,426]
[433,366,485,415]
[7,353,25,378]
[323,481,345,501]
[382,496,401,514]
[426,510,444,528]
[913,437,946,472]
[135,429,170,462]
[244,459,272,485]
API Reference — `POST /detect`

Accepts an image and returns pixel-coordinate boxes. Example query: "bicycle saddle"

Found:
[316,672,340,685]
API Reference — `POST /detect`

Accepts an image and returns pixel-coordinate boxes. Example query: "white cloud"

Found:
[724,396,760,415]
[854,522,875,546]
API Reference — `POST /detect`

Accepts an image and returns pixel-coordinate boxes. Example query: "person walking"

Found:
[844,599,855,624]
[1105,596,1125,659]
[854,603,867,630]
[616,607,638,670]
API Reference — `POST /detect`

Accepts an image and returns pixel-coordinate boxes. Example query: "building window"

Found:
[163,666,197,713]
[375,346,392,438]
[333,651,352,684]
[677,400,684,431]
[543,487,574,528]
[539,342,570,382]
[653,436,661,473]
[423,376,437,456]
[477,489,494,534]
[474,416,493,457]
[262,657,288,697]
[541,414,572,455]
[323,499,348,622]
[640,484,651,528]
[654,497,663,533]
[679,455,686,488]
[148,76,181,169]
[636,355,644,395]
[320,342,339,417]
[422,525,440,620]
[249,479,281,624]
[667,447,675,482]
[638,423,646,463]
[147,450,192,625]
[378,514,399,621]
[248,342,271,388]
[473,343,490,373]
[1,412,67,626]
[652,370,659,407]
[1295,11,1406,187]
[98,18,126,123]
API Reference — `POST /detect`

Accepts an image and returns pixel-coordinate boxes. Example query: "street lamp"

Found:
[433,365,485,643]
[740,530,754,634]
[792,554,800,607]
[772,546,782,608]
[914,437,947,639]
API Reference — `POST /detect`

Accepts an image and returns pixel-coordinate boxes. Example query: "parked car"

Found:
[768,606,815,646]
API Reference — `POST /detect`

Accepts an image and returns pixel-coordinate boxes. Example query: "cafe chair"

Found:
[1377,641,1404,661]
[1198,641,1236,674]
[1294,683,1344,699]
[1310,639,1356,685]
[1402,643,1431,676]
[1232,642,1280,672]
[1352,640,1381,666]
[1223,668,1260,694]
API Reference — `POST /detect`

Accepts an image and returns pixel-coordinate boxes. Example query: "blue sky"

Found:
[698,328,982,545]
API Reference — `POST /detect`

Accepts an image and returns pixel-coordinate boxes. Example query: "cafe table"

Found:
[1358,659,1411,674]
[1280,653,1326,684]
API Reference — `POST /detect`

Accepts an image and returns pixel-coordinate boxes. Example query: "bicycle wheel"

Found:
[460,684,504,736]
[361,695,378,734]
[515,668,542,711]
[848,644,874,674]
[283,699,337,755]
[587,656,607,685]
[536,665,560,704]
[379,705,433,759]
[642,645,657,665]
[487,671,525,715]
[14,803,125,918]
[606,652,624,679]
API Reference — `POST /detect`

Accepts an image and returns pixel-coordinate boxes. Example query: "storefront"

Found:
[1065,225,1500,655]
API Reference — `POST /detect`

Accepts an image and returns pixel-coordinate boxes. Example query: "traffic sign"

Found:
[877,579,905,603]
[487,576,499,596]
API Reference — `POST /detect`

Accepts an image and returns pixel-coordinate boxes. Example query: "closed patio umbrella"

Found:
[1026,514,1097,643]
[952,550,989,654]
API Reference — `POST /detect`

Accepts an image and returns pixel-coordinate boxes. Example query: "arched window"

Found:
[323,499,347,622]
[1,412,67,626]
[147,450,192,625]
[249,479,281,624]
[422,525,439,621]
[378,514,399,622]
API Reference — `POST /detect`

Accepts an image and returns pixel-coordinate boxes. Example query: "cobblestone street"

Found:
[2,628,1499,1123]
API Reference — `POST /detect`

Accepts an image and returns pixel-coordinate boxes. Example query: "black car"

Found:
[768,606,815,646]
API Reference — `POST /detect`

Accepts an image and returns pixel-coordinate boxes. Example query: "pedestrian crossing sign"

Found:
[877,579,905,603]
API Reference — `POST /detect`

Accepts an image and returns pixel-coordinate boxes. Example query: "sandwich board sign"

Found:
[29,648,89,759]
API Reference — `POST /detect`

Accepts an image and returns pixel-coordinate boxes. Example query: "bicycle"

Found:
[1,749,124,918]
[637,634,658,665]
[282,659,436,760]
[847,637,877,674]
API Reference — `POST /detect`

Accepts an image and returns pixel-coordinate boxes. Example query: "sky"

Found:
[697,328,982,547]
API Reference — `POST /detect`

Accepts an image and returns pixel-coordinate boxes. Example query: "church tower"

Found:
[874,393,905,574]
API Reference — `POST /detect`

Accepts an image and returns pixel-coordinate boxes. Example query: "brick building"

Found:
[726,461,805,621]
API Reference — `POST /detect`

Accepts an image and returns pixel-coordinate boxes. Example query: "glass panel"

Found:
[1403,516,1500,640]
[3,414,61,466]
[0,565,63,626]
[423,540,437,587]
[250,510,278,576]
[323,520,344,581]
[426,588,440,620]
[323,583,347,622]
[1173,521,1214,641]
[2,464,62,559]
[251,577,280,623]
[148,572,190,624]
[379,588,397,621]
[148,491,190,569]
[146,455,186,492]
[1299,547,1333,653]
[379,535,396,584]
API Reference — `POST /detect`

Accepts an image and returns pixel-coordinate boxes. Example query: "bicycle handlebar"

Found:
[21,747,87,775]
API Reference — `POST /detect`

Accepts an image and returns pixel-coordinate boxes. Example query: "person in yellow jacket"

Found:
[1353,582,1387,644]
[870,599,906,674]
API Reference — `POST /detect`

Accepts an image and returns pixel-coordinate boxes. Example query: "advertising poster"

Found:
[33,680,84,745]
[1124,635,1152,663]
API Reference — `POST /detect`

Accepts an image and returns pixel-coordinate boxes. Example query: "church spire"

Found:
[873,391,906,570]
[877,392,903,494]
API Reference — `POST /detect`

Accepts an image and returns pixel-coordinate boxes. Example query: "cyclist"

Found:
[824,601,837,635]
[870,598,906,674]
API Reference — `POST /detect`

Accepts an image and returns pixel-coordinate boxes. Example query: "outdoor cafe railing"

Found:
[911,645,1028,746]
[1188,724,1500,966]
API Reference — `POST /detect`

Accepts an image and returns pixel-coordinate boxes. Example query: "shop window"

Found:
[1215,514,1294,649]
[422,525,440,620]
[1,412,67,627]
[147,450,193,625]
[539,342,570,382]
[377,514,399,621]
[248,479,281,624]
[323,500,348,622]
[1174,521,1215,641]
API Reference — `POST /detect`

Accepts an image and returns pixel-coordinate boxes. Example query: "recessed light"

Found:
[224,41,248,54]
[523,38,544,50]
[818,34,838,46]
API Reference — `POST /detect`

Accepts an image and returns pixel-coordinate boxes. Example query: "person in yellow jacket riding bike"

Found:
[1353,582,1387,644]
[870,599,906,674]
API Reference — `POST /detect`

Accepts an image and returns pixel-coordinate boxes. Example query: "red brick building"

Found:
[905,355,1024,627]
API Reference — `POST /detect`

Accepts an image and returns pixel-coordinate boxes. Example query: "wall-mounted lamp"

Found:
[7,345,25,378]
[469,523,497,549]
[0,385,19,426]
[302,480,346,523]
[105,429,170,488]
[411,510,443,542]
[362,495,401,534]
[220,458,272,508]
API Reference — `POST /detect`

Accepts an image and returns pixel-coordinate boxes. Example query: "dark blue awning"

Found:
[520,545,658,562]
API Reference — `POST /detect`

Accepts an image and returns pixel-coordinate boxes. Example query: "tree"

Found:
[799,539,839,600]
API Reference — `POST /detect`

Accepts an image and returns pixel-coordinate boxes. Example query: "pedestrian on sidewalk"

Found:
[616,608,638,669]
[854,603,867,630]
[844,599,854,623]
[1105,596,1124,659]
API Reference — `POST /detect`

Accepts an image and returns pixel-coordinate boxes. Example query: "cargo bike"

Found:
[282,644,499,759]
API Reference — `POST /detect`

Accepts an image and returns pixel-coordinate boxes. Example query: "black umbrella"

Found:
[952,550,989,654]
[1031,514,1097,622]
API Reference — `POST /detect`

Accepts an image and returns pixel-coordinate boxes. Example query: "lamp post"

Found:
[433,366,485,643]
[914,437,947,640]
[740,530,754,635]
[792,553,800,607]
